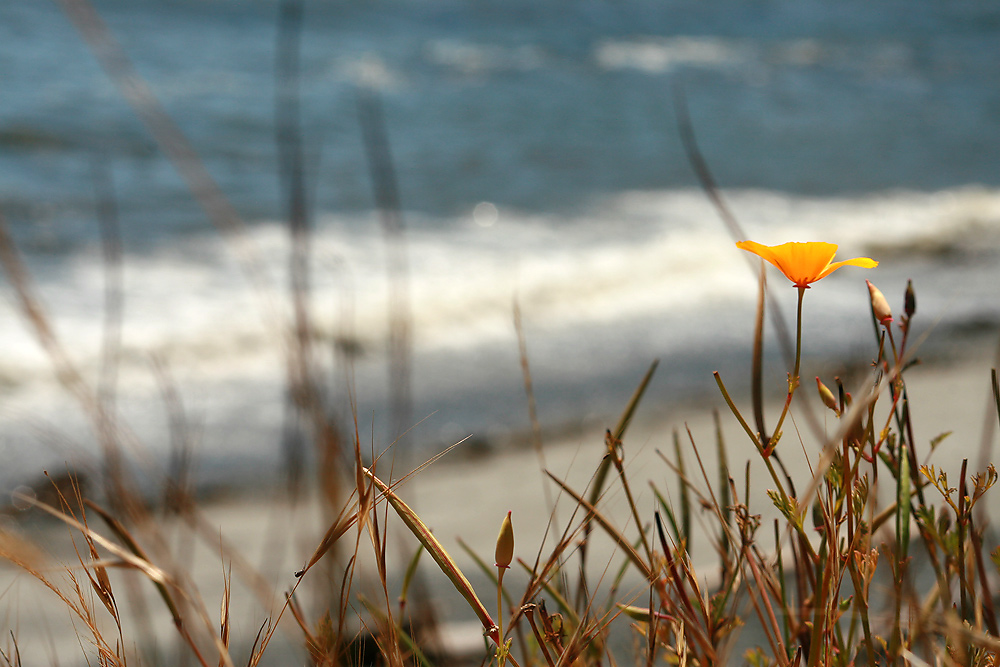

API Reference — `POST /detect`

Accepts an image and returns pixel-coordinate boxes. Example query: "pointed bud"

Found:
[904,279,916,319]
[866,280,893,325]
[495,511,514,569]
[816,377,839,414]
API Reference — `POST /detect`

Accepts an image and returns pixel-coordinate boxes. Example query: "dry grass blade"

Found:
[0,214,94,410]
[17,494,170,586]
[363,465,498,643]
[296,505,360,577]
[219,564,231,667]
[358,86,413,452]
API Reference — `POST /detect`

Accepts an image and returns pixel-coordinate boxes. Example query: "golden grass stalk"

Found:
[362,465,500,645]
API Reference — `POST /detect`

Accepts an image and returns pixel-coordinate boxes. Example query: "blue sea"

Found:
[2,0,1000,489]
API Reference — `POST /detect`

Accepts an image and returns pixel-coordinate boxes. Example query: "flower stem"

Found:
[768,286,806,453]
[497,568,506,667]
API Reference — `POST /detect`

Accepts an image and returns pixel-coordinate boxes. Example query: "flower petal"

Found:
[735,240,796,280]
[815,256,879,281]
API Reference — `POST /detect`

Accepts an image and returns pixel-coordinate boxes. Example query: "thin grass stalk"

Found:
[644,586,659,667]
[650,486,683,552]
[887,441,913,662]
[847,557,876,665]
[358,595,436,667]
[969,513,999,636]
[544,472,653,582]
[575,361,657,606]
[672,83,796,375]
[807,528,842,667]
[752,261,770,447]
[284,592,324,663]
[522,605,557,667]
[993,368,1000,432]
[684,425,739,563]
[366,472,407,667]
[516,558,580,630]
[513,299,552,505]
[672,429,692,549]
[715,409,733,577]
[274,0,316,501]
[714,372,793,512]
[605,431,656,568]
[399,545,424,617]
[218,564,232,667]
[773,520,792,650]
[584,362,659,547]
[357,87,413,453]
[91,154,127,498]
[652,515,714,658]
[958,459,971,625]
[709,477,745,629]
[742,545,789,667]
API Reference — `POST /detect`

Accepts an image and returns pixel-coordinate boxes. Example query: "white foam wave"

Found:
[595,36,746,73]
[424,40,546,75]
[2,186,998,388]
[594,35,919,81]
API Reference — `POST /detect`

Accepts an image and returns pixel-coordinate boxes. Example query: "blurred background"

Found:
[2,0,999,491]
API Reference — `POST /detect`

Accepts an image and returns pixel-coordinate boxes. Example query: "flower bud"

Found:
[495,511,514,569]
[866,280,893,325]
[816,377,839,414]
[904,279,916,319]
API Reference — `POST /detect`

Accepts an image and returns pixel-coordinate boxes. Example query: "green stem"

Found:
[497,567,506,667]
[769,286,806,452]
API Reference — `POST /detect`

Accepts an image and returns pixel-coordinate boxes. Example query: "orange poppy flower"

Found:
[736,240,877,288]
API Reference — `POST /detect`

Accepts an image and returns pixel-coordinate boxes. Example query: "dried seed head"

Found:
[866,280,893,325]
[495,511,514,569]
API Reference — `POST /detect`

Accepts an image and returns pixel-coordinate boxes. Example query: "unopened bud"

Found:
[866,280,892,325]
[816,377,839,414]
[904,279,916,319]
[495,511,514,569]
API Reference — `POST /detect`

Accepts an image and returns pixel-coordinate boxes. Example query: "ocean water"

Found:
[1,0,999,490]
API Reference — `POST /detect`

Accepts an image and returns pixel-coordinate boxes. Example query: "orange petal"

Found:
[816,256,879,281]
